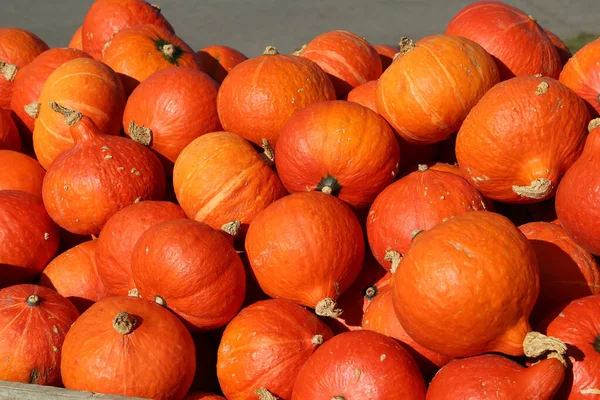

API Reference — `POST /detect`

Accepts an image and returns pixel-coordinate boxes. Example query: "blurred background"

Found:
[1,0,597,56]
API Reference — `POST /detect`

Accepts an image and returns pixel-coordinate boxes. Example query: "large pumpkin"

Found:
[275,100,400,209]
[445,1,561,80]
[195,45,248,84]
[559,38,600,117]
[0,284,79,385]
[217,299,334,400]
[246,192,364,317]
[0,109,21,151]
[33,57,126,169]
[217,46,335,147]
[0,150,45,196]
[61,296,195,400]
[456,75,589,203]
[41,105,166,235]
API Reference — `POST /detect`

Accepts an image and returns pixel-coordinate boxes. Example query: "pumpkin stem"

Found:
[535,81,549,95]
[221,220,242,238]
[417,164,428,172]
[311,334,324,345]
[254,388,278,400]
[527,14,537,23]
[155,295,167,307]
[150,3,161,11]
[581,389,600,395]
[398,37,415,55]
[162,44,175,57]
[128,121,152,146]
[127,288,141,298]
[512,178,552,200]
[49,102,83,126]
[315,174,342,196]
[384,250,402,274]
[292,44,307,56]
[26,294,40,307]
[0,61,18,82]
[263,46,279,56]
[315,297,342,318]
[331,397,346,400]
[24,102,40,119]
[364,285,378,300]
[523,331,568,366]
[260,138,275,166]
[588,118,600,132]
[113,311,136,335]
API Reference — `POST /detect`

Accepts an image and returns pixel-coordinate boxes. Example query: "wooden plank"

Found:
[0,380,149,400]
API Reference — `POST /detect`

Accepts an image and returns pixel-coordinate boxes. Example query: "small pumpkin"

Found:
[456,75,589,203]
[373,44,397,72]
[544,28,572,66]
[0,284,79,385]
[41,104,166,235]
[0,150,45,196]
[275,100,400,209]
[0,109,21,151]
[559,38,600,117]
[68,26,83,50]
[195,45,248,84]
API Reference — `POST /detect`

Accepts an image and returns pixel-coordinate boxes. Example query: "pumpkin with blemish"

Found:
[0,109,21,151]
[0,150,45,197]
[194,45,248,84]
[559,37,600,117]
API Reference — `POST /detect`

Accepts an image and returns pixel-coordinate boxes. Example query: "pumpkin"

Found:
[195,45,248,84]
[544,28,572,66]
[456,75,589,203]
[376,34,500,144]
[33,57,126,170]
[297,30,382,97]
[217,46,335,147]
[392,211,540,357]
[96,200,186,296]
[559,38,600,117]
[246,192,364,317]
[445,1,561,80]
[0,109,21,151]
[39,240,105,313]
[373,44,397,72]
[291,330,426,400]
[68,26,83,50]
[185,394,226,400]
[367,164,489,270]
[61,296,195,400]
[0,284,79,385]
[0,150,45,196]
[10,47,92,140]
[429,162,461,176]
[173,131,287,234]
[41,104,166,235]
[81,0,174,59]
[0,28,49,109]
[556,119,600,255]
[101,24,198,95]
[275,100,400,209]
[0,190,59,288]
[131,219,246,331]
[123,67,221,173]
[217,299,334,400]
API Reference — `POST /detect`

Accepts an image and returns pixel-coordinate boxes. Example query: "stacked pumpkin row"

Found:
[1,0,600,399]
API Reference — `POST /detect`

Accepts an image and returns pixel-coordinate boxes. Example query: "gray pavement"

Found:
[0,0,597,57]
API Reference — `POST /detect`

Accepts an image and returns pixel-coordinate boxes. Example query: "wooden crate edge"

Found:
[0,380,149,399]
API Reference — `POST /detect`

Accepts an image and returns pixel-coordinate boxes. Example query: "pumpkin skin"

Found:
[0,150,45,196]
[0,284,79,385]
[33,57,126,170]
[445,1,561,80]
[559,38,600,117]
[298,30,382,97]
[392,211,540,358]
[82,0,174,60]
[456,75,589,203]
[291,330,426,400]
[173,131,287,234]
[0,190,60,288]
[246,192,365,317]
[61,296,195,400]
[376,34,500,144]
[0,28,49,109]
[68,26,83,50]
[39,240,105,313]
[367,165,489,269]
[41,109,166,235]
[275,100,400,209]
[0,109,21,151]
[373,45,396,72]
[544,28,572,66]
[217,299,334,400]
[195,45,248,84]
[217,46,336,147]
[123,67,221,174]
[132,219,246,331]
[426,354,565,400]
[101,24,198,95]
[96,200,187,296]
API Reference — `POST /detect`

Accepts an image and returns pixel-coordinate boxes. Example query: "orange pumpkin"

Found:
[33,57,126,170]
[429,162,461,176]
[543,28,571,66]
[373,44,397,71]
[559,38,600,116]
[0,150,45,196]
[376,34,500,144]
[195,45,248,84]
[68,26,83,50]
[0,109,21,151]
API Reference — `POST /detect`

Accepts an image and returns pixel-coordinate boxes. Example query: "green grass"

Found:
[564,32,599,53]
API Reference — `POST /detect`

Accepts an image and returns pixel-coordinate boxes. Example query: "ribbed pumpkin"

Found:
[195,45,248,84]
[132,219,246,331]
[217,299,334,400]
[123,67,221,173]
[217,46,335,147]
[544,28,572,66]
[96,201,186,296]
[373,44,397,72]
[0,284,79,385]
[68,26,83,50]
[392,211,540,358]
[0,190,59,288]
[39,240,105,313]
[33,57,126,169]
[292,330,426,400]
[81,0,174,59]
[0,28,49,109]
[367,165,489,270]
[275,100,400,209]
[297,30,382,97]
[456,75,589,203]
[445,1,561,80]
[0,109,21,151]
[41,105,166,235]
[0,150,45,196]
[101,24,198,95]
[246,192,364,317]
[559,38,600,116]
[61,296,195,400]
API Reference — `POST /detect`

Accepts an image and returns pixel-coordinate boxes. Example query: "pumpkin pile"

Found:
[1,0,600,399]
